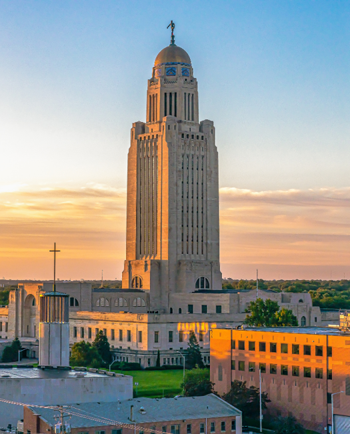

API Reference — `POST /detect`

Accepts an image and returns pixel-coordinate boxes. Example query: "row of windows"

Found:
[181,133,204,140]
[233,340,332,357]
[233,360,332,379]
[0,322,8,332]
[186,304,222,314]
[96,297,146,308]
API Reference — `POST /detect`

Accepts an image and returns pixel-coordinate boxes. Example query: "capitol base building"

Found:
[0,35,327,367]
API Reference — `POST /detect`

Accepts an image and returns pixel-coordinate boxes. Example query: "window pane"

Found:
[270,364,277,374]
[292,366,299,377]
[231,360,236,370]
[249,362,255,372]
[281,365,288,376]
[270,343,277,353]
[249,341,255,351]
[304,345,311,356]
[292,344,299,355]
[259,342,266,352]
[315,368,323,379]
[259,363,266,374]
[304,367,311,378]
[316,346,323,357]
[281,343,288,354]
[238,341,245,350]
[238,361,245,371]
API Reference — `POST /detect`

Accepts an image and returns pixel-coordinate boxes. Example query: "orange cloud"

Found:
[1,184,349,280]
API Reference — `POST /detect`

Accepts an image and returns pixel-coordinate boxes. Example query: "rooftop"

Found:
[0,367,129,380]
[231,326,348,336]
[28,395,240,427]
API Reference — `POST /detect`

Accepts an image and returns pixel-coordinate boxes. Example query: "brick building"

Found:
[24,395,242,434]
[210,327,350,433]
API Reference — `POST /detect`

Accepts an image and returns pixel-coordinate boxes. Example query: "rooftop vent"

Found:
[139,407,146,414]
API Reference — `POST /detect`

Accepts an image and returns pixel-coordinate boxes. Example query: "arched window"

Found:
[179,308,182,314]
[132,297,146,307]
[301,316,306,326]
[70,297,79,307]
[170,308,173,314]
[132,276,143,289]
[96,297,109,307]
[115,298,128,307]
[195,277,210,289]
[299,299,304,303]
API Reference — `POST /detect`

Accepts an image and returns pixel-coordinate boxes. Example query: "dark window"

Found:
[88,327,92,339]
[199,332,204,342]
[270,343,277,353]
[210,423,215,433]
[111,329,115,340]
[270,364,277,374]
[304,367,311,378]
[281,365,288,376]
[231,340,236,349]
[127,330,131,342]
[292,344,299,354]
[164,93,167,117]
[231,420,236,431]
[238,361,245,371]
[179,331,184,342]
[327,346,333,357]
[292,366,299,377]
[179,308,182,314]
[328,369,332,379]
[315,368,323,379]
[249,362,255,372]
[154,331,159,343]
[73,327,77,338]
[316,346,323,357]
[138,331,142,343]
[304,345,311,356]
[200,424,205,434]
[202,305,207,314]
[327,393,332,404]
[188,304,193,314]
[216,305,222,313]
[112,430,122,434]
[238,341,245,350]
[346,376,350,395]
[170,308,173,314]
[81,327,84,338]
[249,341,255,351]
[281,343,288,354]
[221,422,226,432]
[119,329,123,341]
[259,342,266,352]
[103,328,107,336]
[187,425,191,434]
[169,331,173,342]
[259,363,266,373]
[231,360,235,370]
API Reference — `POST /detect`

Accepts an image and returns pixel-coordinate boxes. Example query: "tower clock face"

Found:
[166,67,176,76]
[182,68,190,77]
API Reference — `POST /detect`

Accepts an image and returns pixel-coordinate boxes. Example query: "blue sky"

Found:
[0,1,349,279]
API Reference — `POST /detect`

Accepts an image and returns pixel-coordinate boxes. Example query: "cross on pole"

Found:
[49,242,60,292]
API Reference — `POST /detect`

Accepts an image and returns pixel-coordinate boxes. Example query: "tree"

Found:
[186,331,204,369]
[93,331,112,364]
[222,380,270,420]
[274,416,305,434]
[244,298,298,327]
[182,367,214,396]
[1,338,22,363]
[156,350,160,368]
[70,341,102,367]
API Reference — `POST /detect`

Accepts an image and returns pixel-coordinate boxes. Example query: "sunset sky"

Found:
[1,1,349,280]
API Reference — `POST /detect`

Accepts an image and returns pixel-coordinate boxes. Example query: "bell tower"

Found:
[122,24,222,311]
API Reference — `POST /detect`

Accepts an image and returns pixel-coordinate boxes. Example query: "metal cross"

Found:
[49,242,60,292]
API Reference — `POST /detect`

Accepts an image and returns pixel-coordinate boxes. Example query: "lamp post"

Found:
[177,351,186,390]
[331,391,344,434]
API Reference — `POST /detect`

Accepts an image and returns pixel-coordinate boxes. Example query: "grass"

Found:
[111,369,184,398]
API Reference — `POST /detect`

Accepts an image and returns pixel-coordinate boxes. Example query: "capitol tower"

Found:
[122,23,222,312]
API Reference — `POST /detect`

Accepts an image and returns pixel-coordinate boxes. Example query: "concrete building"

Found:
[210,326,350,433]
[24,394,242,434]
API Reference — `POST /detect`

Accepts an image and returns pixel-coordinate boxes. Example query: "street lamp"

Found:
[331,391,344,434]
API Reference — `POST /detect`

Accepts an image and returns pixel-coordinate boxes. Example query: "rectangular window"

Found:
[199,332,204,342]
[187,424,191,434]
[292,344,299,355]
[73,327,77,338]
[292,366,299,377]
[162,427,167,434]
[327,346,332,357]
[210,422,215,433]
[200,424,205,434]
[169,331,173,343]
[328,369,332,380]
[95,431,105,434]
[304,367,311,378]
[179,331,184,342]
[5,323,7,332]
[103,328,107,336]
[327,393,332,404]
[281,365,288,376]
[315,346,323,357]
[201,305,207,314]
[231,340,236,350]
[119,329,123,341]
[270,364,277,374]
[315,368,323,379]
[88,327,92,339]
[270,343,277,353]
[127,330,131,342]
[112,430,122,434]
[281,343,288,354]
[95,328,99,335]
[0,323,2,332]
[231,360,235,370]
[249,362,255,372]
[259,342,266,352]
[171,426,180,434]
[216,305,222,313]
[238,340,245,350]
[154,331,159,343]
[111,329,115,340]
[138,331,142,343]
[259,363,266,374]
[304,345,311,356]
[80,327,84,338]
[221,422,226,432]
[249,341,255,351]
[238,361,245,371]
[188,304,193,314]
[231,420,236,431]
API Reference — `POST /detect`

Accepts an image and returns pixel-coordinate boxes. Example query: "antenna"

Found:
[256,269,259,300]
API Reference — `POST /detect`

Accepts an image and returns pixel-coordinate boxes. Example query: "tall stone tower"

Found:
[122,26,222,311]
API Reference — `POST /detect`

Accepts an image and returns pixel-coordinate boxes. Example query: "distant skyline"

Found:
[1,1,349,280]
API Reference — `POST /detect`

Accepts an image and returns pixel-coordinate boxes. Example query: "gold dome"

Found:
[154,44,191,66]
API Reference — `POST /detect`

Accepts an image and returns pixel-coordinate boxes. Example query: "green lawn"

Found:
[111,369,184,398]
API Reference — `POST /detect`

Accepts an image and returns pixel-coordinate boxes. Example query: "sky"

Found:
[0,0,349,280]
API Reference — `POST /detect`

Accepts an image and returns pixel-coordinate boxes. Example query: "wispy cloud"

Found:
[0,184,349,279]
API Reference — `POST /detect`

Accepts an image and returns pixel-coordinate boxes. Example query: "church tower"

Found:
[122,24,222,311]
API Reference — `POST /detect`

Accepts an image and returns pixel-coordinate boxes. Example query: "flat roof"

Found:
[0,367,129,380]
[28,395,240,427]
[229,326,349,336]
